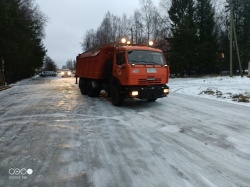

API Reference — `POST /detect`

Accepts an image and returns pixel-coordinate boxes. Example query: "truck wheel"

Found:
[79,78,87,95]
[86,80,95,97]
[110,86,124,106]
[86,80,100,97]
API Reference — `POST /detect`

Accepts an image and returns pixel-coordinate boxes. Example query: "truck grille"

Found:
[138,78,161,85]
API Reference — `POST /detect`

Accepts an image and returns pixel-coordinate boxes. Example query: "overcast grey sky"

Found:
[36,0,161,68]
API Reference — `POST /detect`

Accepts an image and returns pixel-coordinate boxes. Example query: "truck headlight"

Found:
[163,89,169,94]
[131,91,139,96]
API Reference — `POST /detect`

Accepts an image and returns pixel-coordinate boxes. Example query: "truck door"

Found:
[114,52,127,84]
[116,52,125,67]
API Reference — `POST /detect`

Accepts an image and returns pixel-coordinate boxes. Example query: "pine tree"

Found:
[168,0,198,76]
[195,0,217,74]
[233,0,250,71]
[0,0,46,83]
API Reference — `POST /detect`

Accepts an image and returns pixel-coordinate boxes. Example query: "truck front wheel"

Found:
[110,86,124,106]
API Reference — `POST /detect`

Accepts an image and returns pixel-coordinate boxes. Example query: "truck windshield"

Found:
[128,50,165,65]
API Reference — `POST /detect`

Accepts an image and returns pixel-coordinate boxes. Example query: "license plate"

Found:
[147,68,156,73]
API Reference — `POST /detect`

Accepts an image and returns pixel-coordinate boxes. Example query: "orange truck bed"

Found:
[76,45,114,79]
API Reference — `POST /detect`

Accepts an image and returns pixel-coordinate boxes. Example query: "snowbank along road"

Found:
[0,76,250,187]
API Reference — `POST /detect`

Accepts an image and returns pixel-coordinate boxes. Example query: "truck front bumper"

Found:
[124,85,169,100]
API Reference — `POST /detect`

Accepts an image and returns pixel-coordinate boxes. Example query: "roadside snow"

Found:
[169,76,250,106]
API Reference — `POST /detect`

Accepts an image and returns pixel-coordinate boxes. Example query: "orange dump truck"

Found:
[76,42,170,106]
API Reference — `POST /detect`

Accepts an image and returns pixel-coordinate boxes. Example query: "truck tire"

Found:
[86,80,100,97]
[86,80,95,97]
[79,78,87,95]
[110,86,124,106]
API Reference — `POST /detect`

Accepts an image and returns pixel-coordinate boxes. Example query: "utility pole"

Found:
[229,0,233,77]
[229,0,243,77]
[232,19,243,77]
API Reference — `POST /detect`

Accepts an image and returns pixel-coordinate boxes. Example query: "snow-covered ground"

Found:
[169,76,250,106]
[0,75,250,187]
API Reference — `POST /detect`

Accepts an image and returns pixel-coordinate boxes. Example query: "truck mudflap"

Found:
[123,85,169,100]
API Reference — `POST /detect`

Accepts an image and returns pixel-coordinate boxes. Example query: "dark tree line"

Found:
[81,0,250,76]
[0,0,47,83]
[43,56,57,72]
[232,0,250,73]
[168,0,217,75]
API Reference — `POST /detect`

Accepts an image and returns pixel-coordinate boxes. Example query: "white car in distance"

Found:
[61,69,72,77]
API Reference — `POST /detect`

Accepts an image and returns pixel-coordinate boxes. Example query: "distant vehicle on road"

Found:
[61,69,72,77]
[39,71,57,77]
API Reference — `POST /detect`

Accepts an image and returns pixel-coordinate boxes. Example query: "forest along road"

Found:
[0,76,250,187]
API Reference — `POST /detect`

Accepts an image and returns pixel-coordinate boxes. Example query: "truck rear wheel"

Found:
[79,78,87,95]
[87,80,95,97]
[110,86,124,106]
[86,80,100,97]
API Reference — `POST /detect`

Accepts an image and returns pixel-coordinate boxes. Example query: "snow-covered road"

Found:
[0,76,250,187]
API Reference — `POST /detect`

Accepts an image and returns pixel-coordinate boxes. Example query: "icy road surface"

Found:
[0,76,250,187]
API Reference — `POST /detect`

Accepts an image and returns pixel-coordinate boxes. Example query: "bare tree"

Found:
[132,10,144,44]
[117,14,132,39]
[81,12,131,51]
[65,59,76,71]
[81,29,97,51]
[158,0,172,38]
[139,0,157,41]
[151,11,163,41]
